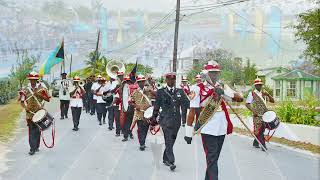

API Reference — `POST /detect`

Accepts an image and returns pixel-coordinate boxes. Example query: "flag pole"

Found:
[93,29,101,74]
[70,54,72,75]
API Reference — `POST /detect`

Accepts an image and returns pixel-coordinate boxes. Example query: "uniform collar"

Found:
[167,86,175,91]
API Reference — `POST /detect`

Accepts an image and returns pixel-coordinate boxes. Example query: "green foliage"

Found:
[186,49,257,85]
[125,63,153,75]
[275,95,320,126]
[0,79,19,105]
[293,8,320,70]
[243,59,258,85]
[10,50,39,89]
[71,50,153,80]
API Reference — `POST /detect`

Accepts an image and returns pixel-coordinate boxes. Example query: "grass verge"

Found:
[0,100,22,142]
[234,127,320,155]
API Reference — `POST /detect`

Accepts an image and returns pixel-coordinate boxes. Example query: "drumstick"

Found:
[224,100,268,153]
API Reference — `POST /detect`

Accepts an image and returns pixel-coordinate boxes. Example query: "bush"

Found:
[275,95,320,127]
[0,79,19,105]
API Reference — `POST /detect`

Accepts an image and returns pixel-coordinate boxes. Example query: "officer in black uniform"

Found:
[152,72,189,171]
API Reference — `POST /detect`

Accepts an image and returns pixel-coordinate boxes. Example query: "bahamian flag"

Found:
[39,40,64,75]
[129,61,138,83]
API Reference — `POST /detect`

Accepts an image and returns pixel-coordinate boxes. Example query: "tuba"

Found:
[106,60,126,79]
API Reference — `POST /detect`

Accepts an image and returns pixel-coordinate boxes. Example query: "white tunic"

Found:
[246,89,266,105]
[189,85,201,108]
[200,82,234,136]
[91,82,100,100]
[96,82,111,104]
[70,88,83,108]
[59,79,71,100]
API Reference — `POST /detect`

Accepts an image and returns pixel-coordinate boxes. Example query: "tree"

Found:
[293,6,320,69]
[10,50,39,89]
[243,59,257,85]
[125,63,153,75]
[186,49,248,85]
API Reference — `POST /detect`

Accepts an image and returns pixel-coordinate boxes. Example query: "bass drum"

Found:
[32,109,54,131]
[262,111,280,130]
[122,83,130,112]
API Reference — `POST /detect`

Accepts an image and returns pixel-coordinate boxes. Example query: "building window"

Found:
[287,81,296,97]
[275,81,281,97]
[305,81,312,88]
[304,81,312,95]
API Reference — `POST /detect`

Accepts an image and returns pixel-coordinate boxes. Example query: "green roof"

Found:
[272,69,320,81]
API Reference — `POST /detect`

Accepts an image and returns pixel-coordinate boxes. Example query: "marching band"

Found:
[18,60,279,180]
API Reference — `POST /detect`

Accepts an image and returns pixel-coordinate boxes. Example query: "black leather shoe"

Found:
[122,138,128,142]
[65,115,68,119]
[115,134,120,137]
[170,164,176,171]
[28,150,35,155]
[139,145,146,151]
[99,122,102,125]
[72,128,77,131]
[182,124,185,127]
[60,117,64,120]
[108,127,112,130]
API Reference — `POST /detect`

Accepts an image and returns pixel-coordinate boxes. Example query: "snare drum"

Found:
[262,111,280,130]
[32,109,54,130]
[144,106,154,119]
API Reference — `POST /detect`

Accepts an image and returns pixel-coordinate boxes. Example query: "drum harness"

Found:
[253,91,277,142]
[26,87,55,148]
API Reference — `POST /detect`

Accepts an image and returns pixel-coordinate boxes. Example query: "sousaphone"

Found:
[106,60,126,79]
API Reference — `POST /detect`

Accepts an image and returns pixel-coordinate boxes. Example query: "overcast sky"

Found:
[60,0,317,12]
[67,0,178,11]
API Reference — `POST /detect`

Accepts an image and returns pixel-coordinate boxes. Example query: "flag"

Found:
[129,61,138,83]
[39,40,64,75]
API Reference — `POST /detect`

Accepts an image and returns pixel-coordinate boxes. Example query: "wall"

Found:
[231,115,320,146]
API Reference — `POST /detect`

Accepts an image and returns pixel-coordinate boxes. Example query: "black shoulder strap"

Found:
[164,88,174,100]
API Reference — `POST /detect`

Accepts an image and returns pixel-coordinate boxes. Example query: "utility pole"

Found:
[93,29,101,74]
[69,54,72,74]
[172,0,181,72]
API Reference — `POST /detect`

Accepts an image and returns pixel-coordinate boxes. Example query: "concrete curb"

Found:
[231,114,320,146]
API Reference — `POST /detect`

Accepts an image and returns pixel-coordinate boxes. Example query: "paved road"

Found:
[0,98,319,180]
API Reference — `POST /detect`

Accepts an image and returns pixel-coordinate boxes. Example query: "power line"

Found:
[105,10,176,53]
[180,0,248,10]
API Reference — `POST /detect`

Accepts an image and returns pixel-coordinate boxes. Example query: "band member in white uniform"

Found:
[185,74,203,131]
[59,72,70,119]
[70,76,86,131]
[94,77,111,125]
[245,78,275,150]
[184,61,243,180]
[91,75,102,115]
[19,71,51,155]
